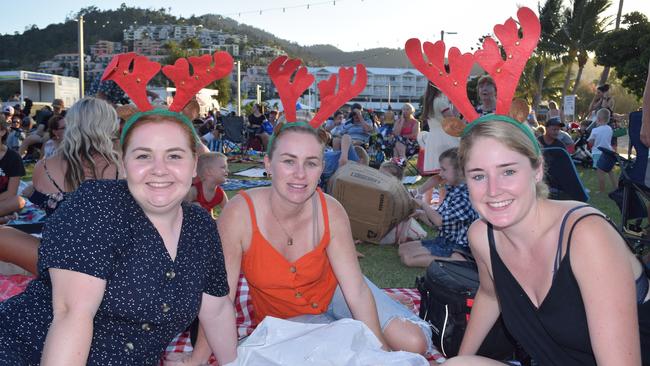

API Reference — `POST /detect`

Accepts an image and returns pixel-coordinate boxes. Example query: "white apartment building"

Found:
[89,41,123,58]
[198,44,240,57]
[38,54,91,77]
[305,66,427,109]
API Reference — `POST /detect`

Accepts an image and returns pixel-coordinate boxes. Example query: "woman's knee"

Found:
[383,318,429,354]
[400,254,415,267]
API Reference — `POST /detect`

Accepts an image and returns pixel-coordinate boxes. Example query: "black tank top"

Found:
[488,205,650,365]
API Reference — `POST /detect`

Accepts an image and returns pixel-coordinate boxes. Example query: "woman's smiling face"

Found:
[464,136,542,229]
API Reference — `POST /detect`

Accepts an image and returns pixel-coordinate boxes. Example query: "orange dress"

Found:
[240,189,338,325]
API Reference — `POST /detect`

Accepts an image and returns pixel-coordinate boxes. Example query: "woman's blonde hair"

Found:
[60,97,120,191]
[459,120,548,198]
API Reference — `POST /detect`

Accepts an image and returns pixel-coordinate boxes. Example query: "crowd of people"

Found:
[0,46,647,366]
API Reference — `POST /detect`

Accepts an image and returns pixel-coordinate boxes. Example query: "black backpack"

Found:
[416,259,523,360]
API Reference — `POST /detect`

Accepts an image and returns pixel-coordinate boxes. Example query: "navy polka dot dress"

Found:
[0,180,229,365]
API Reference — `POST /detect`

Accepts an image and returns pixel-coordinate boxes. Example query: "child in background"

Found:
[588,108,617,193]
[378,161,404,181]
[185,152,229,217]
[398,147,479,267]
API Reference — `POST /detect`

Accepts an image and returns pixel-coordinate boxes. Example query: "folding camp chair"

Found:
[604,110,650,255]
[221,116,246,155]
[542,147,590,202]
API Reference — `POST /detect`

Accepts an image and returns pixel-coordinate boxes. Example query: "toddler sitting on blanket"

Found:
[398,147,479,267]
[186,152,229,217]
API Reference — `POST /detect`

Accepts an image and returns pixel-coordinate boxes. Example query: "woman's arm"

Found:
[571,215,642,365]
[325,198,388,348]
[392,118,404,136]
[197,293,238,365]
[185,196,246,365]
[414,197,442,227]
[588,95,601,113]
[41,268,106,366]
[457,221,502,355]
[0,176,21,201]
[408,119,420,140]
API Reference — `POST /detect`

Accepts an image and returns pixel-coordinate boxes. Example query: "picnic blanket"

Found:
[233,167,268,179]
[221,179,271,191]
[0,274,445,364]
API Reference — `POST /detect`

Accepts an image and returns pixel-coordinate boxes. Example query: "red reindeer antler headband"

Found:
[267,55,368,129]
[405,7,541,136]
[101,51,234,143]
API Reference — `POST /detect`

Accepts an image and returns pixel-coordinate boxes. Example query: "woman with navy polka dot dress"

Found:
[0,111,237,365]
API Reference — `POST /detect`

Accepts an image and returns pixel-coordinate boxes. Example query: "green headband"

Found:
[120,108,200,146]
[462,114,541,155]
[266,121,313,155]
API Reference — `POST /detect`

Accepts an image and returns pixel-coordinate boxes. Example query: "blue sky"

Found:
[4,0,649,52]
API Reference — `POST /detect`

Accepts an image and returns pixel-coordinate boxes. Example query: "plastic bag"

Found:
[226,317,429,366]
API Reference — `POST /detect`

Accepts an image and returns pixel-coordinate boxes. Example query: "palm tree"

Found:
[571,0,611,93]
[598,0,625,85]
[517,57,566,105]
[558,0,611,100]
[533,0,565,110]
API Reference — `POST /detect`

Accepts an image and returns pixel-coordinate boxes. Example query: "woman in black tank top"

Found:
[443,119,649,366]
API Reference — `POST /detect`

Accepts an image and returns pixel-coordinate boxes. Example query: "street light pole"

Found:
[256,84,263,105]
[236,60,241,116]
[78,15,85,98]
[440,30,458,42]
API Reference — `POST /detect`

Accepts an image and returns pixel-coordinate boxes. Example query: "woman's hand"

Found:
[162,352,194,366]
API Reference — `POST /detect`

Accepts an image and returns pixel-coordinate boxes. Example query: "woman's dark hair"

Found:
[0,122,8,144]
[333,110,344,118]
[597,84,610,93]
[421,83,442,120]
[47,115,65,137]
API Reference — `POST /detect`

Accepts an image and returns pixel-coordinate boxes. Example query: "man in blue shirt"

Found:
[332,103,375,149]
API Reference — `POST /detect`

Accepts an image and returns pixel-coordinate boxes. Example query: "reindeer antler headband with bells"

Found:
[101,51,234,144]
[266,55,368,153]
[405,7,541,154]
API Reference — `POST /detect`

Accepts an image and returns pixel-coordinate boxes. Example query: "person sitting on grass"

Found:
[0,97,122,275]
[0,120,25,223]
[181,113,433,366]
[588,108,618,193]
[378,160,404,181]
[320,131,369,191]
[41,115,66,160]
[391,103,420,162]
[186,152,229,216]
[398,147,479,267]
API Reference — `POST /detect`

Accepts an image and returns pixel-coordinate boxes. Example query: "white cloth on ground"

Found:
[226,316,429,366]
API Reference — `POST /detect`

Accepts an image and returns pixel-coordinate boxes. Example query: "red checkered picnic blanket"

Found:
[0,274,445,364]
